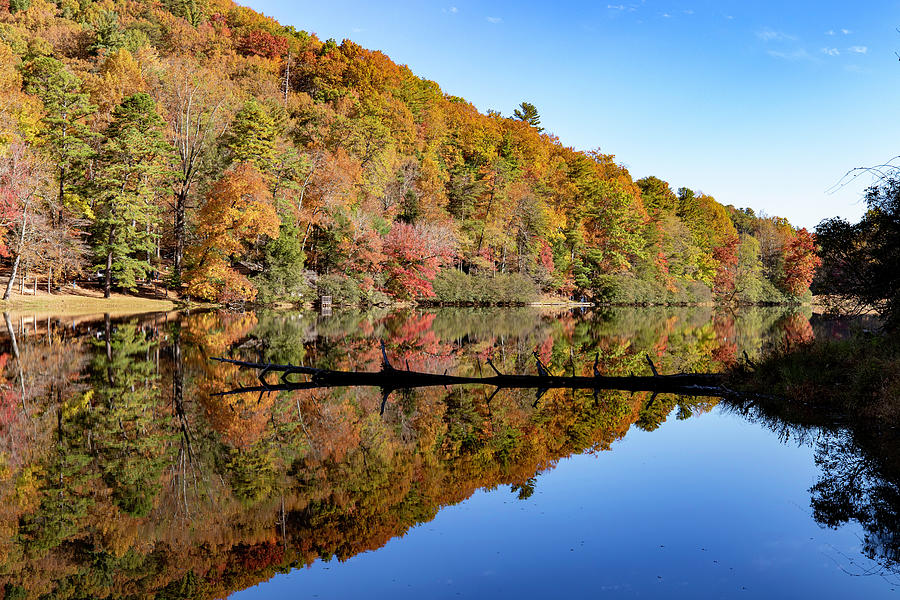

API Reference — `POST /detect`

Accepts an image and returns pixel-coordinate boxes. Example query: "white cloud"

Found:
[841,28,852,35]
[825,29,835,36]
[848,45,868,54]
[725,15,734,20]
[767,48,812,61]
[449,6,458,13]
[661,12,672,18]
[607,4,625,9]
[821,47,840,56]
[683,9,694,15]
[486,16,502,23]
[757,28,796,42]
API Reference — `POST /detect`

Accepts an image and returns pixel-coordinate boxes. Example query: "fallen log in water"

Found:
[212,342,735,406]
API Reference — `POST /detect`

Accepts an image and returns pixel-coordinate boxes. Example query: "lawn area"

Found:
[0,280,177,317]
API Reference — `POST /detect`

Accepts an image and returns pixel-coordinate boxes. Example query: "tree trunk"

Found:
[3,255,20,301]
[57,168,65,226]
[146,221,152,280]
[105,250,112,298]
[3,312,26,411]
[4,202,28,301]
[174,189,186,282]
[105,225,114,299]
[476,185,495,253]
[104,313,115,398]
[211,349,730,403]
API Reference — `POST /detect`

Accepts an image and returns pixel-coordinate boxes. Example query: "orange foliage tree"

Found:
[185,164,280,302]
[780,228,821,297]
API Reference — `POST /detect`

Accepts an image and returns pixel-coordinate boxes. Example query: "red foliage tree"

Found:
[237,542,285,571]
[382,222,455,299]
[780,228,821,296]
[237,29,289,60]
[711,313,738,367]
[780,312,814,346]
[538,240,554,272]
[0,144,34,258]
[712,234,739,300]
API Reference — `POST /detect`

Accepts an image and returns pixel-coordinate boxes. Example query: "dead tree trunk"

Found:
[212,343,730,402]
[3,200,28,301]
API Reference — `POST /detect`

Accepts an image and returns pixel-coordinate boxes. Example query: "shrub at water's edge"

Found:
[729,330,899,422]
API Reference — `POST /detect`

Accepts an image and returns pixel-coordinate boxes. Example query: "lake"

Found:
[0,306,895,599]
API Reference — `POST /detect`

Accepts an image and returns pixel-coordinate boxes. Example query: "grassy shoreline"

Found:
[0,290,177,316]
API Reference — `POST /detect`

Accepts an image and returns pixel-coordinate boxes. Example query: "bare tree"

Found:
[159,62,232,281]
[0,144,45,300]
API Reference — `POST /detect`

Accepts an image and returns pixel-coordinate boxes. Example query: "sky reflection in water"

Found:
[237,405,892,599]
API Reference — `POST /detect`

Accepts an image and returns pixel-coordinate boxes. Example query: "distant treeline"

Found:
[0,0,818,305]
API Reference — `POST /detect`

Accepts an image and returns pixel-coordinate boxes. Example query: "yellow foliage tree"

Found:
[185,163,280,302]
[85,48,147,126]
[0,42,41,149]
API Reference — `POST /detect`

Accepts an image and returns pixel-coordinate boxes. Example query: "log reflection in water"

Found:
[211,344,740,413]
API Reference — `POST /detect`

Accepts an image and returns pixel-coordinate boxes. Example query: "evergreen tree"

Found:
[636,176,678,215]
[93,93,172,297]
[224,99,277,170]
[8,0,29,13]
[512,101,543,132]
[89,320,171,517]
[164,0,207,26]
[19,56,95,213]
[89,10,126,55]
[254,221,309,303]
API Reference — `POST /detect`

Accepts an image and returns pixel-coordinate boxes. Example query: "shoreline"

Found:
[0,286,818,316]
[0,291,178,317]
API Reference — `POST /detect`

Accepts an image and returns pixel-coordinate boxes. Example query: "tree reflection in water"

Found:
[0,306,891,598]
[726,393,900,584]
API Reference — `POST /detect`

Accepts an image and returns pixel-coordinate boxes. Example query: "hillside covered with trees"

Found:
[0,0,819,306]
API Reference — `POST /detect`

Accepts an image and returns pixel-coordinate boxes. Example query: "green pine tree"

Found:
[89,321,172,518]
[164,0,208,27]
[93,93,172,297]
[512,101,543,132]
[19,56,96,213]
[89,10,126,55]
[224,99,277,170]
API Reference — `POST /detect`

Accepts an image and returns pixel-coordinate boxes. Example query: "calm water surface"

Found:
[0,307,894,599]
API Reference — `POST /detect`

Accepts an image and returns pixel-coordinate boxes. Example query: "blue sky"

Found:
[242,0,900,229]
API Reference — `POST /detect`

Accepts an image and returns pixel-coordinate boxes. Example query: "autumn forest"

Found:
[0,0,821,306]
[5,0,900,597]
